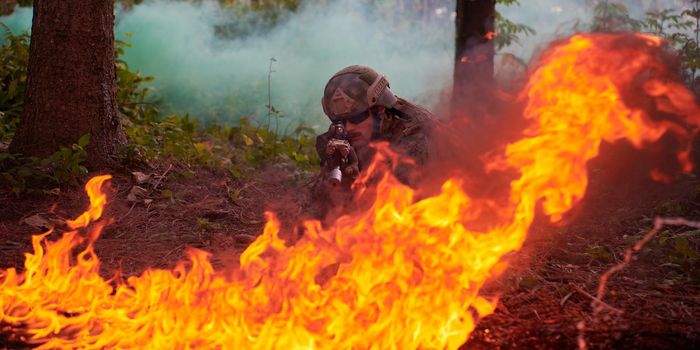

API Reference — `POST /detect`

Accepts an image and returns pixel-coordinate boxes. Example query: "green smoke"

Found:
[1,1,454,131]
[114,0,454,130]
[0,6,31,33]
[2,0,690,131]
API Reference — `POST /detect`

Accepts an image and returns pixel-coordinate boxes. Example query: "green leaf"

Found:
[587,246,613,263]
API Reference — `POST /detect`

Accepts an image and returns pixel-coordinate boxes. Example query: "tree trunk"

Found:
[9,0,124,168]
[0,0,17,16]
[451,0,496,117]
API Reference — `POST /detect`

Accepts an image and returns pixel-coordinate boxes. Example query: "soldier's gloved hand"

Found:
[342,164,359,180]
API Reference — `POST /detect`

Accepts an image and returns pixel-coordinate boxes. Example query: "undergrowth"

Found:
[0,28,318,195]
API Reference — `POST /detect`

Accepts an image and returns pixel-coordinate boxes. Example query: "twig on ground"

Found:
[594,217,700,313]
[576,217,700,350]
[160,244,185,262]
[560,291,574,307]
[116,202,138,224]
[150,163,173,194]
[532,309,543,321]
[569,283,623,315]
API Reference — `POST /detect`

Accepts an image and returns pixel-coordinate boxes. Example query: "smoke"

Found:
[0,5,31,33]
[497,0,692,62]
[2,0,694,131]
[1,0,454,130]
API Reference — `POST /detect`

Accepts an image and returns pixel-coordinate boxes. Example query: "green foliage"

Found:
[0,28,103,194]
[591,1,644,32]
[124,110,318,179]
[0,28,91,195]
[119,40,316,176]
[196,217,221,231]
[640,5,699,88]
[116,34,159,123]
[0,134,90,196]
[588,1,700,90]
[644,9,693,35]
[495,0,535,50]
[587,245,613,263]
[0,26,29,143]
[669,5,700,89]
[0,25,317,194]
[213,0,302,38]
[219,0,301,17]
[637,228,700,284]
[494,12,536,49]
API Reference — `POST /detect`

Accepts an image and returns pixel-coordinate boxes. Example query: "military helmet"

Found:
[321,65,398,122]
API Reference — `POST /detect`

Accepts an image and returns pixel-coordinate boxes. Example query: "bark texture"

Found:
[452,0,496,116]
[9,0,124,167]
[0,0,18,16]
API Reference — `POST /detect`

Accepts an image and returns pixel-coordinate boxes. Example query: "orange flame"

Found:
[2,33,699,349]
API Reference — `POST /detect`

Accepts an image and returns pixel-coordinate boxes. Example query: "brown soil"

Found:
[469,142,700,350]
[1,146,699,349]
[0,160,315,278]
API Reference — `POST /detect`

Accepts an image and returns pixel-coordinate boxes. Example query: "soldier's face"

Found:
[345,111,374,146]
[345,117,374,146]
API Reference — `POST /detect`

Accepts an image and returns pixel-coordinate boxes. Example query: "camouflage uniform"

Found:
[312,66,434,216]
[315,97,432,182]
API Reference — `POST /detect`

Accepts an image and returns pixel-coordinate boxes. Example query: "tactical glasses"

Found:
[345,110,372,125]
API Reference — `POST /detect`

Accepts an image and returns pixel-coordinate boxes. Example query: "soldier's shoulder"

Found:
[391,97,434,137]
[393,97,434,125]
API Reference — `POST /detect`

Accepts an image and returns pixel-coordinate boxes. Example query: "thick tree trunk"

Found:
[0,0,17,16]
[451,0,496,117]
[9,0,124,168]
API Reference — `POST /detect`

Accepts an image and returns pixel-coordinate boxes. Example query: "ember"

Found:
[1,33,699,349]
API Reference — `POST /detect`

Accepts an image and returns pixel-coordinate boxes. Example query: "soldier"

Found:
[313,65,434,215]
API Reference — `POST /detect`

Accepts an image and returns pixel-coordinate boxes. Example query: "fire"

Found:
[2,33,700,349]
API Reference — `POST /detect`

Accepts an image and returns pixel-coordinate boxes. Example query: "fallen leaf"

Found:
[127,186,148,202]
[22,214,52,230]
[132,171,152,185]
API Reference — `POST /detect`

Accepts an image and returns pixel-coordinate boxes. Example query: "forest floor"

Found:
[1,144,699,349]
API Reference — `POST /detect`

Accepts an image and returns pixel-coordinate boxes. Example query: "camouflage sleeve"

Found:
[391,96,434,166]
[397,131,430,166]
[393,97,434,128]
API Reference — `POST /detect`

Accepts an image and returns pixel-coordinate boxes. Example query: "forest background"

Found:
[1,0,697,194]
[1,1,700,348]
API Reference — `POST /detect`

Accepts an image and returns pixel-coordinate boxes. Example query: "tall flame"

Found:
[2,33,700,349]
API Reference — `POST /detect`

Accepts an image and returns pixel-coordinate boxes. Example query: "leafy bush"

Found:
[0,26,29,143]
[637,228,700,284]
[114,34,318,176]
[116,35,160,124]
[0,25,318,195]
[495,0,536,50]
[0,28,93,195]
[590,1,700,90]
[591,1,644,32]
[124,112,318,178]
[0,134,90,196]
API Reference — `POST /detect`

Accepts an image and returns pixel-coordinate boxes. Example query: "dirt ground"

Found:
[1,143,699,349]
